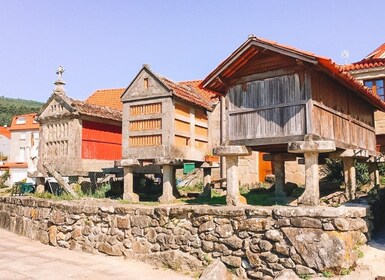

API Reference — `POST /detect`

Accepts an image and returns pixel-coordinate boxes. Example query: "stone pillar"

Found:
[213,146,252,206]
[201,164,212,198]
[123,166,139,202]
[342,158,356,200]
[35,177,45,194]
[300,151,320,205]
[331,149,370,201]
[226,155,240,205]
[288,136,335,206]
[263,153,297,197]
[368,163,380,189]
[158,164,176,204]
[273,158,285,197]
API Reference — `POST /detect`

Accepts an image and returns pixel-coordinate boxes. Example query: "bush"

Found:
[323,159,370,187]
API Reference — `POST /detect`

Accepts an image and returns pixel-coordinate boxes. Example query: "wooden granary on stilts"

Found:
[201,35,385,205]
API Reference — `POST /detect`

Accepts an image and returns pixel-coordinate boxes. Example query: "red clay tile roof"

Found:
[342,59,385,71]
[9,113,39,131]
[201,35,385,111]
[85,88,125,111]
[0,126,11,139]
[365,43,385,60]
[341,43,385,71]
[158,76,217,111]
[0,162,28,169]
[179,80,219,105]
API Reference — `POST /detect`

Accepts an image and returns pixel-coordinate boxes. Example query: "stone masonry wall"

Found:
[0,197,371,279]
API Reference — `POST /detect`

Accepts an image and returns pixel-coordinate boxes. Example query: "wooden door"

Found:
[258,152,272,182]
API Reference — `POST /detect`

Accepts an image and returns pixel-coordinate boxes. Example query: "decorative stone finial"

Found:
[56,65,65,79]
[54,65,66,94]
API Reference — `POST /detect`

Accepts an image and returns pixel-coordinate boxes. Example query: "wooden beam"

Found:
[228,101,307,116]
[229,67,301,85]
[229,135,305,147]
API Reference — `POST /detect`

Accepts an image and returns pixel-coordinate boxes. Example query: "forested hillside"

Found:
[0,96,43,126]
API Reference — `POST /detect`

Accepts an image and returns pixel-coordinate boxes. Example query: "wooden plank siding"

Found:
[227,73,307,144]
[311,72,376,151]
[81,120,122,160]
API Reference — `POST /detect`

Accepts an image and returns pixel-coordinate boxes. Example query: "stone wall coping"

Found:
[213,146,252,156]
[273,205,370,218]
[0,197,369,218]
[288,140,336,153]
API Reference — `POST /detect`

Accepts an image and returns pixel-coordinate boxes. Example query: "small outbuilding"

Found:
[120,65,218,203]
[35,67,123,187]
[201,35,385,205]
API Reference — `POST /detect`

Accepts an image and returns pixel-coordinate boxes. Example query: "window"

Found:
[15,116,26,124]
[18,147,25,162]
[144,78,149,89]
[364,79,384,100]
[20,132,26,141]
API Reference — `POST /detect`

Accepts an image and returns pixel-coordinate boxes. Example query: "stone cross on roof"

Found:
[56,65,65,79]
[54,65,66,94]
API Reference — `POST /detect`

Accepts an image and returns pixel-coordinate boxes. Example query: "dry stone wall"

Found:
[0,197,371,279]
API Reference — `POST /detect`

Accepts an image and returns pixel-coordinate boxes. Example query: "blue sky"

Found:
[1,0,384,102]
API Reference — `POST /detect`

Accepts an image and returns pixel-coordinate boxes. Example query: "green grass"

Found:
[181,187,295,206]
[322,270,334,278]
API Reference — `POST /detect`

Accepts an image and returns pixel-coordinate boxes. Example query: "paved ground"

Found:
[0,229,193,280]
[0,226,384,280]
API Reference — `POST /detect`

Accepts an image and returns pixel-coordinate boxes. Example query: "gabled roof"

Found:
[37,91,122,122]
[365,43,385,60]
[342,42,385,72]
[72,100,122,121]
[159,76,218,110]
[121,65,218,111]
[201,35,385,111]
[85,88,125,110]
[0,126,11,139]
[9,113,39,131]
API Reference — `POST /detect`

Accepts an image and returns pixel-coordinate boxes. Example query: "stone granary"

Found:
[120,65,219,203]
[201,35,385,206]
[34,67,123,187]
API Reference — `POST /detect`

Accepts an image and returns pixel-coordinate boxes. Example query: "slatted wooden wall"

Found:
[227,74,306,142]
[311,72,376,151]
[128,102,162,147]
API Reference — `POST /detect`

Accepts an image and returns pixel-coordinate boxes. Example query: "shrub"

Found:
[323,159,370,187]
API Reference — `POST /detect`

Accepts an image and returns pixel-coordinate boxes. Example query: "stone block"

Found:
[131,215,151,228]
[116,216,130,229]
[282,227,361,272]
[290,217,322,229]
[238,218,272,232]
[221,255,241,268]
[213,146,251,156]
[199,259,228,280]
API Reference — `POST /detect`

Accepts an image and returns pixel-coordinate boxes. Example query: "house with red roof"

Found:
[0,113,39,186]
[120,65,220,203]
[0,126,11,161]
[35,70,123,182]
[200,35,385,206]
[342,42,385,152]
